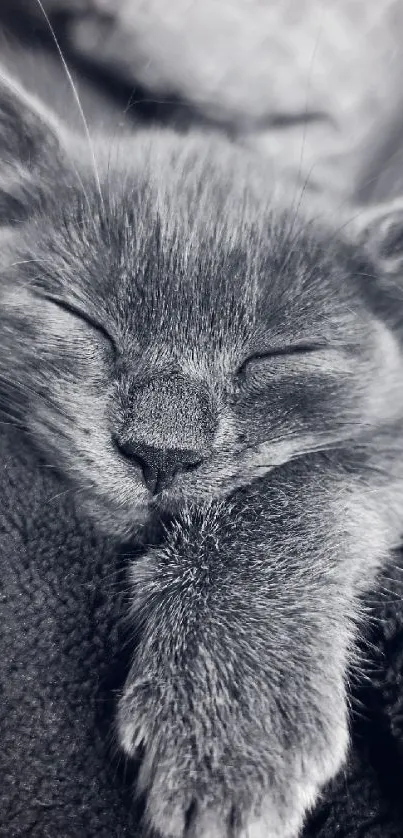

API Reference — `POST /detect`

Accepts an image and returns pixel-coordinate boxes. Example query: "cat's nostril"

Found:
[113,436,204,495]
[113,436,147,469]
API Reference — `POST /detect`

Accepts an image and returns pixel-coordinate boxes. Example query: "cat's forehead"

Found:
[81,184,359,333]
[16,157,365,357]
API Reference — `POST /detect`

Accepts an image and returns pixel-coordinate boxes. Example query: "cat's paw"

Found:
[118,676,348,838]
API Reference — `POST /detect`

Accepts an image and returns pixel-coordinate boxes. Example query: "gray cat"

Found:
[1,70,403,838]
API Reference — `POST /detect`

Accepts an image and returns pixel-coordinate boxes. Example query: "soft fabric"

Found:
[5,1,403,200]
[38,0,403,199]
[1,428,403,838]
[0,426,140,837]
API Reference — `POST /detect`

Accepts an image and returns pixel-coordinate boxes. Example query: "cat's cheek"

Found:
[74,459,151,537]
[29,397,152,538]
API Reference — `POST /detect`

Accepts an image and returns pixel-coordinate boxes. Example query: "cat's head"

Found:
[0,71,402,538]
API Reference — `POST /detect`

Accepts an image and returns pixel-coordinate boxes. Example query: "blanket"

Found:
[18,0,403,200]
[1,427,403,838]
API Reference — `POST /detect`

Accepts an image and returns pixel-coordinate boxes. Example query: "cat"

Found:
[2,68,403,838]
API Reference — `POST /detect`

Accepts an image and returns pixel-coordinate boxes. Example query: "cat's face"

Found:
[0,73,402,537]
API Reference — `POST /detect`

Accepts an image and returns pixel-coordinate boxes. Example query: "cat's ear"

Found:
[352,199,403,275]
[0,68,67,220]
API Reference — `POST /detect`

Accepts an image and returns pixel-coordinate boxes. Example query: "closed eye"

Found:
[40,294,117,355]
[236,342,327,375]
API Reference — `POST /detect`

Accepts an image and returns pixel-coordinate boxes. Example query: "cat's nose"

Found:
[115,438,203,494]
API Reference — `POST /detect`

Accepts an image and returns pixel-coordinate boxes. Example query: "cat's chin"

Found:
[151,487,208,516]
[76,480,221,542]
[78,494,153,542]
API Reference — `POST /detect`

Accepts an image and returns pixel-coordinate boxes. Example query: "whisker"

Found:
[45,485,84,505]
[34,0,104,211]
[294,13,324,198]
[0,258,50,275]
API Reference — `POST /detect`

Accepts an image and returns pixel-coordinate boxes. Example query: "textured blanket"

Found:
[21,0,403,200]
[1,427,403,838]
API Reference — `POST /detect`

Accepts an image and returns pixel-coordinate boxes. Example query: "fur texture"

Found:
[2,71,403,837]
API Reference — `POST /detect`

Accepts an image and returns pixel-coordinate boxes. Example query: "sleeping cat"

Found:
[2,69,403,838]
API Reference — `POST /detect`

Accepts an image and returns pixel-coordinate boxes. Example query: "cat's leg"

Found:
[118,452,399,838]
